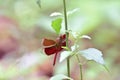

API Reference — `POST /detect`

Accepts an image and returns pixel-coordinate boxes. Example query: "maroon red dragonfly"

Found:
[42,34,66,65]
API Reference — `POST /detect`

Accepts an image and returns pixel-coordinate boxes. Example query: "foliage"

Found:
[51,18,62,34]
[47,0,106,79]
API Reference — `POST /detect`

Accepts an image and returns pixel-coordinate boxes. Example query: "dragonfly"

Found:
[42,34,66,65]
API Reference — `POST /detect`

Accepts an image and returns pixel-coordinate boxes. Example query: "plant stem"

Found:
[63,0,70,77]
[76,55,83,80]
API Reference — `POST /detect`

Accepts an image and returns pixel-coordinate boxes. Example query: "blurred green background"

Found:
[0,0,120,80]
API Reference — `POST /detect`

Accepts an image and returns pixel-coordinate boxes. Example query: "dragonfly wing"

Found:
[44,46,57,55]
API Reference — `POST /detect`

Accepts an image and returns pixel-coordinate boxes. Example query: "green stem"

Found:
[63,0,70,77]
[76,55,83,80]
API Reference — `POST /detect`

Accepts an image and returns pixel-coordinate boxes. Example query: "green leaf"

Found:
[51,18,62,34]
[50,74,73,80]
[80,48,105,65]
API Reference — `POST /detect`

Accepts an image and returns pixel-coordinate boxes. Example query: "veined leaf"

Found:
[59,51,72,62]
[51,18,62,34]
[80,48,105,65]
[60,45,80,62]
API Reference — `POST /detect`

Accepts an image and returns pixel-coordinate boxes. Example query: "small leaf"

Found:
[51,18,62,34]
[50,12,62,17]
[36,0,41,8]
[67,8,79,16]
[80,48,105,65]
[71,32,91,39]
[50,74,73,80]
[59,51,72,62]
[81,35,91,39]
